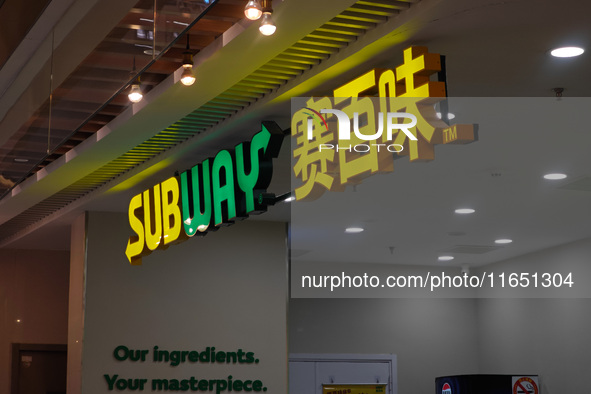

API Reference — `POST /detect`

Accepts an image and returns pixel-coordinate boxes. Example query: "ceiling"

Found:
[290,98,591,267]
[0,0,246,199]
[0,0,52,70]
[1,0,590,271]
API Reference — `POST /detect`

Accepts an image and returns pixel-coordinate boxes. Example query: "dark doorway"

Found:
[11,344,67,394]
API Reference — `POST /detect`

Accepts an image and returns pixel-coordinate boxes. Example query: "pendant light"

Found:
[128,57,143,103]
[128,81,143,103]
[259,12,276,36]
[244,0,263,20]
[258,0,276,36]
[180,35,196,86]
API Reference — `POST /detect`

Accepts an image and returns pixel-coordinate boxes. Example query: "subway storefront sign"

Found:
[125,122,285,265]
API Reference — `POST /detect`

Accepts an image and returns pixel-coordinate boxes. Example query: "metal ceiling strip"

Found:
[184,113,226,121]
[216,93,258,103]
[230,85,274,94]
[282,49,332,60]
[324,17,376,29]
[290,43,341,54]
[193,107,236,116]
[294,38,347,49]
[208,98,249,107]
[246,73,293,83]
[201,102,244,111]
[273,54,322,65]
[347,4,401,15]
[338,10,389,23]
[235,80,281,89]
[225,88,267,98]
[130,143,169,149]
[256,65,304,75]
[356,0,411,8]
[306,30,358,42]
[315,25,366,35]
[113,155,153,160]
[265,59,313,69]
[144,136,189,143]
[130,144,169,150]
[160,129,200,135]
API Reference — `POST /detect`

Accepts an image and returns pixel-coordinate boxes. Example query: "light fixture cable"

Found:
[47,30,55,154]
[152,0,157,60]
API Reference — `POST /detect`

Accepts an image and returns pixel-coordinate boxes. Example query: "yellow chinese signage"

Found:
[291,46,477,201]
[323,384,387,394]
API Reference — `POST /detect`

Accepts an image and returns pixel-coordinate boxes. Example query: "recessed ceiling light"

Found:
[550,47,584,58]
[345,227,364,234]
[495,238,513,244]
[438,255,454,261]
[543,173,567,180]
[455,208,475,214]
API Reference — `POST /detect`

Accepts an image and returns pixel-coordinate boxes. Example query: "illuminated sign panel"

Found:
[125,122,285,265]
[291,46,478,201]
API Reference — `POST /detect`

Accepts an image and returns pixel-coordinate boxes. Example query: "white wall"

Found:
[289,238,591,394]
[0,249,69,394]
[289,298,480,394]
[474,237,591,393]
[477,298,591,393]
[81,212,288,394]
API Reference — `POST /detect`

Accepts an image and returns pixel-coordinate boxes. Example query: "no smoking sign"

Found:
[512,376,539,394]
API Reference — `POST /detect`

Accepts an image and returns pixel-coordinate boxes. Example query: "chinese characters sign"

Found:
[291,46,477,201]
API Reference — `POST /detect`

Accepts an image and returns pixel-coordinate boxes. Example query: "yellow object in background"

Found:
[323,384,387,394]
